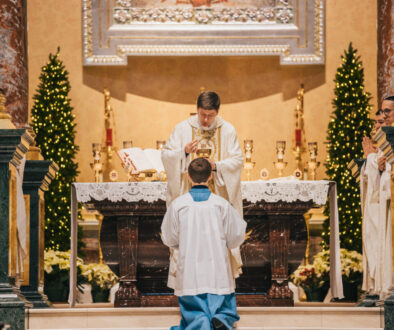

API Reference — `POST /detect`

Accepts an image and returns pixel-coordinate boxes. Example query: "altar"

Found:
[69,180,343,308]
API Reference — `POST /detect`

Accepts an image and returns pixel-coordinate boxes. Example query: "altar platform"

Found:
[27,304,383,330]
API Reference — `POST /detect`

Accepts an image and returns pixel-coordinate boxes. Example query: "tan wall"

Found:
[27,0,378,182]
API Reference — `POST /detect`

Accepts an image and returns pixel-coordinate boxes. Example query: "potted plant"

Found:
[44,250,84,302]
[81,263,118,303]
[291,249,363,302]
[291,262,329,302]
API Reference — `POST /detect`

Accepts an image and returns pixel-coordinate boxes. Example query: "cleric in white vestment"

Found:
[162,91,244,287]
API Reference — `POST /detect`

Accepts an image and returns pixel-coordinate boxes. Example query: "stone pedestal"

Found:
[0,129,33,329]
[20,159,57,308]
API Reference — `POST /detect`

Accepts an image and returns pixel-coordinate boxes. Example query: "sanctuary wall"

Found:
[27,0,378,182]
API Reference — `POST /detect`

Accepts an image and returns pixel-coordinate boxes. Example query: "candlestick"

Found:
[243,139,255,181]
[307,142,320,180]
[90,143,103,182]
[274,141,287,177]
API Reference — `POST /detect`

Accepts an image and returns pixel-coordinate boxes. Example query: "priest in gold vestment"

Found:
[161,91,244,289]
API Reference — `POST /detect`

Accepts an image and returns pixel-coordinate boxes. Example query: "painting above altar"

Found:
[83,0,325,64]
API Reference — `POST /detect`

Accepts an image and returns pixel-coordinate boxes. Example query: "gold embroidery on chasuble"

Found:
[191,126,221,193]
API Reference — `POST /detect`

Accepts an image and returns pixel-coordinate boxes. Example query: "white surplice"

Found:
[161,115,244,287]
[161,193,247,296]
[361,152,392,298]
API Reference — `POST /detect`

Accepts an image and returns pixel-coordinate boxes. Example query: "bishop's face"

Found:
[382,99,394,126]
[197,108,218,128]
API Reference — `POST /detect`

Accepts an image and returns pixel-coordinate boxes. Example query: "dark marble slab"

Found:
[92,197,311,307]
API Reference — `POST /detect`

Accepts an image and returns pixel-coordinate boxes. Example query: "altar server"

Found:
[161,157,246,330]
[162,91,244,286]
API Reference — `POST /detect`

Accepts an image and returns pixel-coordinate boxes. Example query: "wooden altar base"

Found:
[115,294,293,307]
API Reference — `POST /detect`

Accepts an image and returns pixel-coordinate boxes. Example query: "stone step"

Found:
[33,328,384,330]
[27,306,384,329]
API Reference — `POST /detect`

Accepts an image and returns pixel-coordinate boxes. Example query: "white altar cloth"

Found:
[69,180,343,306]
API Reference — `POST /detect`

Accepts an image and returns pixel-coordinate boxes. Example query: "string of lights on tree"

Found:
[31,48,79,251]
[322,43,373,253]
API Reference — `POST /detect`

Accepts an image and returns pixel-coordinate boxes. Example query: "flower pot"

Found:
[342,280,360,301]
[44,277,69,302]
[91,286,110,303]
[303,282,329,302]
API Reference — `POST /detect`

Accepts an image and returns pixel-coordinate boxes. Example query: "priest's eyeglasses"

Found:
[383,108,393,115]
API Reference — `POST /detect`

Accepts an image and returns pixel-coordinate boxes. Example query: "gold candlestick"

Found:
[307,142,320,180]
[243,139,255,181]
[90,143,103,183]
[274,141,288,177]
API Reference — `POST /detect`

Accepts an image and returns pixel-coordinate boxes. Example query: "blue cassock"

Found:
[171,185,240,330]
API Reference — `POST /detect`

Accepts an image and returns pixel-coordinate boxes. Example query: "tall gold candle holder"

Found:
[307,142,320,180]
[90,143,103,183]
[274,141,288,177]
[243,139,255,181]
[156,141,166,150]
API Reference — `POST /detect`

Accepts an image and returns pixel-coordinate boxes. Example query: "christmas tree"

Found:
[31,48,79,251]
[322,43,373,253]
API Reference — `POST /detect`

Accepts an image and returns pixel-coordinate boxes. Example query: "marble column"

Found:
[0,129,34,330]
[0,0,28,127]
[377,0,394,103]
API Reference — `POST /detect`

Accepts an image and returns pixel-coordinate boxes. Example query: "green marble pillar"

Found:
[20,156,57,308]
[0,129,33,330]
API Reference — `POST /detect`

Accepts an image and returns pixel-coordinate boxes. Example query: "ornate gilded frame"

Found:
[83,0,325,65]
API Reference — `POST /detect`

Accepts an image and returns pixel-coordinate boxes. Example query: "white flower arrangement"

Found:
[291,248,363,289]
[44,250,83,274]
[81,263,118,290]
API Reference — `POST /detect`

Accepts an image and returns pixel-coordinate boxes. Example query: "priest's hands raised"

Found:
[185,140,198,154]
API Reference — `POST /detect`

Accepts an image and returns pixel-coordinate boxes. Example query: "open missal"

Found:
[118,148,165,176]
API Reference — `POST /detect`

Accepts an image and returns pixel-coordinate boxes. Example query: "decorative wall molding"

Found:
[83,0,325,65]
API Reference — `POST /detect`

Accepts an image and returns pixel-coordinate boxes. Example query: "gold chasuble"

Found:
[162,115,244,287]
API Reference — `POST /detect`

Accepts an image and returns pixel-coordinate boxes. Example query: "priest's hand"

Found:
[362,136,377,157]
[185,140,198,154]
[206,158,216,171]
[378,156,386,172]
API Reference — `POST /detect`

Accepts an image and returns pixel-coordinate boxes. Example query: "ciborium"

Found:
[243,139,255,181]
[307,142,320,180]
[196,142,212,158]
[274,141,288,177]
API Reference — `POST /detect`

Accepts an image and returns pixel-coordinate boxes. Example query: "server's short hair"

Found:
[197,91,220,111]
[188,158,212,183]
